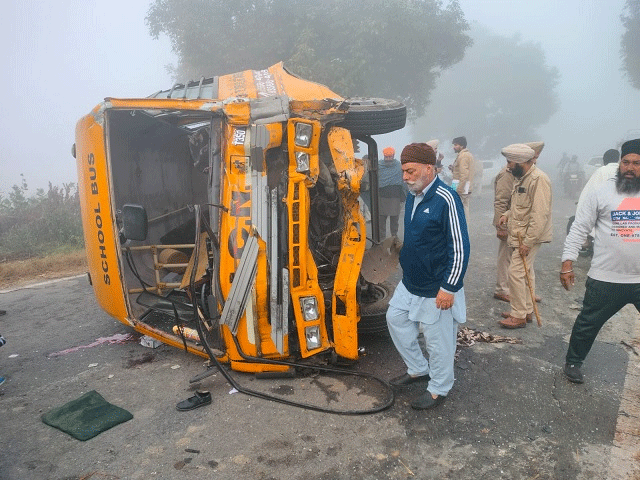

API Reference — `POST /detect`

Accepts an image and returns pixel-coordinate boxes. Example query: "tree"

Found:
[146,0,472,117]
[414,26,560,159]
[621,0,640,90]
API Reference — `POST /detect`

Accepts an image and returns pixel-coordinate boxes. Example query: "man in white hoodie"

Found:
[560,139,640,383]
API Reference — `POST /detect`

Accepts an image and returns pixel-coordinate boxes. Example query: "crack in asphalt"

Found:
[551,371,563,412]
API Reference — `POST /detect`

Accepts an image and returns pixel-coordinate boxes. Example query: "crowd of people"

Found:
[372,135,640,410]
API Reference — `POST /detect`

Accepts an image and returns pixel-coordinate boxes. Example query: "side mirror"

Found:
[122,204,148,241]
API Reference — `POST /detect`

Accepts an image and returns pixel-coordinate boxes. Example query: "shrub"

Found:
[0,175,84,260]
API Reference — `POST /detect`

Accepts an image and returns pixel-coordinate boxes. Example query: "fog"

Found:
[457,0,640,172]
[380,0,640,174]
[0,1,176,196]
[1,0,639,196]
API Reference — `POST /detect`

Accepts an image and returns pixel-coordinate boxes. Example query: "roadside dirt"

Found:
[0,249,87,290]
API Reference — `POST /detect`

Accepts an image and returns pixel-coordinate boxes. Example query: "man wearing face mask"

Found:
[498,144,553,329]
[560,139,640,384]
[494,141,545,304]
[386,143,469,410]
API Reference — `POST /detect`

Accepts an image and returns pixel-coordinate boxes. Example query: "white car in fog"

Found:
[584,155,603,179]
[480,158,503,189]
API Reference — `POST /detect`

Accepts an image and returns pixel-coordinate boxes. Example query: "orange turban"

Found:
[383,147,395,157]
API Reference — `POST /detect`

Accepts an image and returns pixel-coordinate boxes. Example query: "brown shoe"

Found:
[493,292,510,302]
[498,315,527,329]
[501,312,532,322]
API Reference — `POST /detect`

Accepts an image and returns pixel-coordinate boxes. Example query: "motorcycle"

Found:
[564,173,581,199]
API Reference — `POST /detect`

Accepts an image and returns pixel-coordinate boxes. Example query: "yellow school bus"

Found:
[74,62,405,373]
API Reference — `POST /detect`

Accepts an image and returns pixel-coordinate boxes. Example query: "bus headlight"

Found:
[294,122,313,147]
[305,326,321,349]
[295,152,310,173]
[300,296,319,321]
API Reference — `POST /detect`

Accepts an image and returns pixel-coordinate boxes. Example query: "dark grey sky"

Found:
[1,0,639,196]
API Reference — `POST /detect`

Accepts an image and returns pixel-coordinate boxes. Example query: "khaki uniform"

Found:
[493,166,517,296]
[503,165,553,318]
[452,148,475,218]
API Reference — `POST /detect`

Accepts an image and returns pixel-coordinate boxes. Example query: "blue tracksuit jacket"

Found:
[400,176,470,297]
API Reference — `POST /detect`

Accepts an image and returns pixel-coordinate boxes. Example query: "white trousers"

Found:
[386,282,466,396]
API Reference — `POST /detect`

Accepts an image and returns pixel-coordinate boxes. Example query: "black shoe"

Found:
[563,363,584,384]
[411,392,447,410]
[389,373,430,387]
[0,310,6,316]
[176,390,212,411]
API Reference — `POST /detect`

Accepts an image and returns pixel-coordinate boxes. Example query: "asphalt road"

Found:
[0,184,639,480]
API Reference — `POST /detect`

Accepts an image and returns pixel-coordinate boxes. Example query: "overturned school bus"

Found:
[74,62,406,373]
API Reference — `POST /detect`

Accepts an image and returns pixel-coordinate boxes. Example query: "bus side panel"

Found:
[75,112,129,324]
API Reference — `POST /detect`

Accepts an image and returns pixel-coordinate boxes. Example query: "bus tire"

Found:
[358,281,394,335]
[341,98,407,136]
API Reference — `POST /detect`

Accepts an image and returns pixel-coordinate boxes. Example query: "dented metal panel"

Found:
[250,96,290,124]
[327,126,367,359]
[220,234,259,334]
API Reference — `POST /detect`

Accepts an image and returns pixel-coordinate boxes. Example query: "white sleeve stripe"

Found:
[436,187,463,284]
[436,186,465,285]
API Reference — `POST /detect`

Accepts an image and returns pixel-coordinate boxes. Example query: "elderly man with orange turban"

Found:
[498,143,553,329]
[377,146,406,238]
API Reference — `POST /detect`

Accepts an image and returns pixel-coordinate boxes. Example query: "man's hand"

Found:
[498,215,507,227]
[436,290,454,310]
[519,243,530,257]
[496,227,508,241]
[559,260,575,291]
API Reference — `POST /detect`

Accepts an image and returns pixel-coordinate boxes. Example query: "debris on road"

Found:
[140,335,162,349]
[456,327,523,353]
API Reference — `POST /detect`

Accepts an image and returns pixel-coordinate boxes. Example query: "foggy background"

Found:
[1,0,638,196]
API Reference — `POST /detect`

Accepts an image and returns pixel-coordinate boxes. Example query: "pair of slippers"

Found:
[176,391,211,411]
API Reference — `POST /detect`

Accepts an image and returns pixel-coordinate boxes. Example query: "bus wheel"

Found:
[341,98,407,136]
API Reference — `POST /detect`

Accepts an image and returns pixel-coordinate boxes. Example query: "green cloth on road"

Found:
[41,390,133,441]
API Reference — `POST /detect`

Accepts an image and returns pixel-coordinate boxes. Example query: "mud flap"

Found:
[360,236,402,284]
